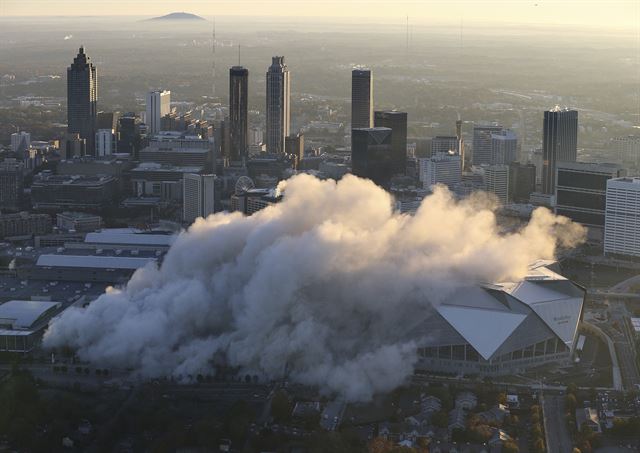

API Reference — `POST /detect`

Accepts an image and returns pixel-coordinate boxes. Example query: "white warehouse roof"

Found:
[0,300,62,330]
[37,254,157,270]
[84,231,176,247]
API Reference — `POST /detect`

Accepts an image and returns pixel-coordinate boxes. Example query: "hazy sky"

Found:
[1,0,639,29]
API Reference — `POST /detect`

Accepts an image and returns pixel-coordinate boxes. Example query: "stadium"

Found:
[412,260,585,375]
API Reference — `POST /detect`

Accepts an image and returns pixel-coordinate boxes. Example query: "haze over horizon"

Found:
[1,0,639,30]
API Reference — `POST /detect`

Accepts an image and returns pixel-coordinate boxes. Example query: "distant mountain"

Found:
[147,12,206,22]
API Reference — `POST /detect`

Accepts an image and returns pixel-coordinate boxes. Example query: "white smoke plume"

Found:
[44,174,585,401]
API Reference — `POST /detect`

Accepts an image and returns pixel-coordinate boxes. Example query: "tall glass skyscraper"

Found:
[542,107,578,194]
[374,110,408,175]
[229,66,249,163]
[265,57,290,154]
[351,69,373,129]
[67,47,97,155]
[472,124,503,166]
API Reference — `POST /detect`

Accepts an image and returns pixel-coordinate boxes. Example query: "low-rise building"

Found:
[0,300,64,352]
[0,212,51,239]
[576,407,601,433]
[56,212,102,232]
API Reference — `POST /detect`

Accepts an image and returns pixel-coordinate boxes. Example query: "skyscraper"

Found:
[418,153,462,189]
[484,164,510,205]
[490,130,518,165]
[266,56,290,154]
[542,107,578,194]
[604,177,640,257]
[352,69,373,129]
[67,47,97,155]
[472,124,503,166]
[183,173,217,224]
[351,127,393,187]
[229,66,249,163]
[285,133,305,168]
[374,110,407,175]
[146,90,171,137]
[10,132,30,154]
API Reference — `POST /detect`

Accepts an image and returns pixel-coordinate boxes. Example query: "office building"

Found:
[484,164,510,205]
[508,162,536,203]
[604,177,640,258]
[229,66,249,163]
[491,130,518,165]
[374,110,408,175]
[265,57,290,154]
[0,160,24,210]
[351,127,393,187]
[0,212,51,239]
[63,133,86,159]
[472,124,503,166]
[418,153,462,189]
[67,47,97,154]
[117,114,142,156]
[542,107,578,194]
[131,163,202,200]
[95,128,116,157]
[56,212,102,232]
[31,174,118,210]
[140,133,213,170]
[352,69,373,129]
[183,173,216,223]
[556,162,625,228]
[146,90,171,136]
[285,133,304,168]
[611,135,640,167]
[431,136,459,156]
[231,188,283,215]
[10,132,31,154]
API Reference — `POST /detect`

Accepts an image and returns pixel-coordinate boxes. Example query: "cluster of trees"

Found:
[0,369,96,451]
[608,416,640,438]
[529,404,546,453]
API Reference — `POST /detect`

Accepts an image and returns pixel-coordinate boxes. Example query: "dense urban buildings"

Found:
[604,177,640,257]
[67,47,98,155]
[285,133,305,168]
[431,136,459,156]
[10,131,30,154]
[0,212,51,239]
[542,107,579,194]
[95,128,116,157]
[265,56,291,154]
[374,110,408,175]
[146,89,171,136]
[351,69,373,129]
[228,66,249,163]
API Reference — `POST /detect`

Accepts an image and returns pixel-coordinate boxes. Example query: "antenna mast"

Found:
[211,17,216,100]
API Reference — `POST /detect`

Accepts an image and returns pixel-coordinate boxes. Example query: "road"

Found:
[542,394,573,453]
[607,300,640,390]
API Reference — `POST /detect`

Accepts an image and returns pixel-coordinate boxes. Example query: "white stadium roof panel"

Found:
[437,305,527,360]
[528,297,583,347]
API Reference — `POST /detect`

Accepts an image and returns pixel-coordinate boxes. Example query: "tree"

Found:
[503,439,520,453]
[565,393,578,412]
[368,437,394,453]
[270,390,292,423]
[431,410,448,428]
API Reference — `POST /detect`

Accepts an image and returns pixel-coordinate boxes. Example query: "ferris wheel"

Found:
[235,176,255,195]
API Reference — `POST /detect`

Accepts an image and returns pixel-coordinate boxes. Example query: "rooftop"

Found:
[36,254,157,270]
[0,300,62,330]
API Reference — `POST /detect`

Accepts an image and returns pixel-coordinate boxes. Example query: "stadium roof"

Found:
[37,255,157,270]
[0,300,62,330]
[431,261,584,360]
[84,231,176,247]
